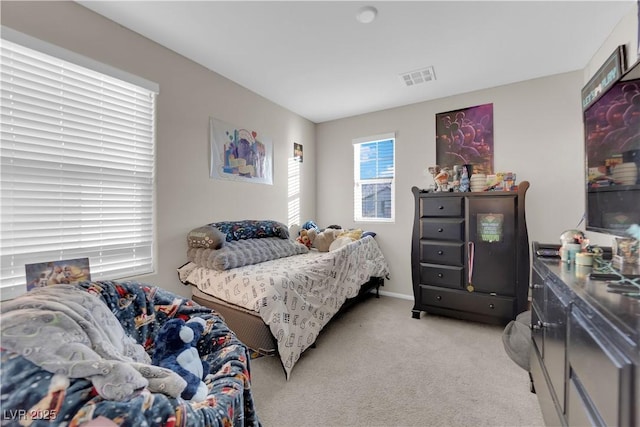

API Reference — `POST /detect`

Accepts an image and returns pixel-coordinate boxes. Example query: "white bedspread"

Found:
[177,236,390,378]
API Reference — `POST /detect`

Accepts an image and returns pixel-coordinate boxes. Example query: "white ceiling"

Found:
[77,1,636,123]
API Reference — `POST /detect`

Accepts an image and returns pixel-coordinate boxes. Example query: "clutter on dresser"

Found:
[424,164,518,193]
[559,229,587,263]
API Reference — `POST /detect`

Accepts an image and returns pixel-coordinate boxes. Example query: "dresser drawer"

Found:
[568,306,633,427]
[420,218,465,241]
[419,285,515,318]
[419,263,464,288]
[420,241,464,266]
[420,196,463,217]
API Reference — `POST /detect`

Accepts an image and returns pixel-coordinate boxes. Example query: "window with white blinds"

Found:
[0,35,157,299]
[353,133,395,222]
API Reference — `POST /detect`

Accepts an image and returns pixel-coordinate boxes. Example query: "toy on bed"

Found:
[0,280,260,426]
[152,317,210,401]
[296,228,313,248]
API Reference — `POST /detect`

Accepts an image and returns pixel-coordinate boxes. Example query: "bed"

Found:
[177,220,390,379]
[0,280,260,427]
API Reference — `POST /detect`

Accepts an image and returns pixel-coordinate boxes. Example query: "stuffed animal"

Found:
[296,229,312,248]
[301,220,319,232]
[152,317,210,401]
[328,229,364,252]
[307,228,342,252]
[338,229,363,241]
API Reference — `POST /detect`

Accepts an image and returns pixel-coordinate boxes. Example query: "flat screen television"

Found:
[584,58,640,235]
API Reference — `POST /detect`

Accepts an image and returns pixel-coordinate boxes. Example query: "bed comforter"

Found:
[0,280,260,427]
[178,236,390,378]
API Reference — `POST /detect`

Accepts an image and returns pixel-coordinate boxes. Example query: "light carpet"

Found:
[249,295,544,427]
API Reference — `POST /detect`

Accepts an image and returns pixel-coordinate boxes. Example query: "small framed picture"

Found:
[294,143,303,163]
[25,258,91,291]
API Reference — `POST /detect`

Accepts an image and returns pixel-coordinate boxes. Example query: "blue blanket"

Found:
[0,281,261,427]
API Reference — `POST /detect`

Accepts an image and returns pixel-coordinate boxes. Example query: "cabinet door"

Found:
[568,377,601,427]
[544,281,569,415]
[568,307,632,427]
[466,196,517,295]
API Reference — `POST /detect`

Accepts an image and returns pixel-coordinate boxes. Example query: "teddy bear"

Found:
[307,228,343,252]
[296,229,312,248]
[152,317,210,401]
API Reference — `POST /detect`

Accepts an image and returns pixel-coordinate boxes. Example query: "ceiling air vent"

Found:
[400,66,436,87]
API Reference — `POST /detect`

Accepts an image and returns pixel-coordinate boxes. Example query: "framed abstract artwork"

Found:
[435,103,494,175]
[210,117,273,185]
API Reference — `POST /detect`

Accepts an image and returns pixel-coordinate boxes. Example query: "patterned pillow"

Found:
[210,220,289,242]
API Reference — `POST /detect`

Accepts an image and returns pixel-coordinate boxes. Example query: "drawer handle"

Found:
[438,228,444,233]
[489,303,495,309]
[438,205,444,210]
[530,321,551,330]
[437,273,444,278]
[437,250,444,255]
[436,295,442,301]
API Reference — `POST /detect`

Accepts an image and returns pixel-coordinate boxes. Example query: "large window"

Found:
[0,29,158,299]
[353,133,395,222]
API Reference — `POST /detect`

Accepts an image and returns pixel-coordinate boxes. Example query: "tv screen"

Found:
[584,63,640,235]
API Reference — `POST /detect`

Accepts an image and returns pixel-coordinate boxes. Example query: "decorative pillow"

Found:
[187,225,226,249]
[210,220,289,242]
[362,231,377,238]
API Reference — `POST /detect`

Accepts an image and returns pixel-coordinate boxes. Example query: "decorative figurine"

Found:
[459,164,470,192]
[451,165,462,191]
[434,167,450,192]
[427,165,441,191]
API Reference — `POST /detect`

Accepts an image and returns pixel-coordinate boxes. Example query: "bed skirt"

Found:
[191,276,383,356]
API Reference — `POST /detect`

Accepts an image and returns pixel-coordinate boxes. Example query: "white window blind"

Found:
[353,133,395,222]
[0,37,157,299]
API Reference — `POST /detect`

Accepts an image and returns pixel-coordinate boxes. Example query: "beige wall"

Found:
[316,5,638,299]
[1,1,317,297]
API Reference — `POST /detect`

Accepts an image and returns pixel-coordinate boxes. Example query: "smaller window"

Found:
[353,133,395,222]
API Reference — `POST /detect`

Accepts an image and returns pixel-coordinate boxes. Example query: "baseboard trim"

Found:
[370,289,413,301]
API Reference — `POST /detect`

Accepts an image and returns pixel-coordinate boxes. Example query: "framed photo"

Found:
[209,117,273,185]
[435,103,494,174]
[25,257,91,291]
[294,143,303,162]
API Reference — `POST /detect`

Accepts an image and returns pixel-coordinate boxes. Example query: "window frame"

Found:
[353,133,396,223]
